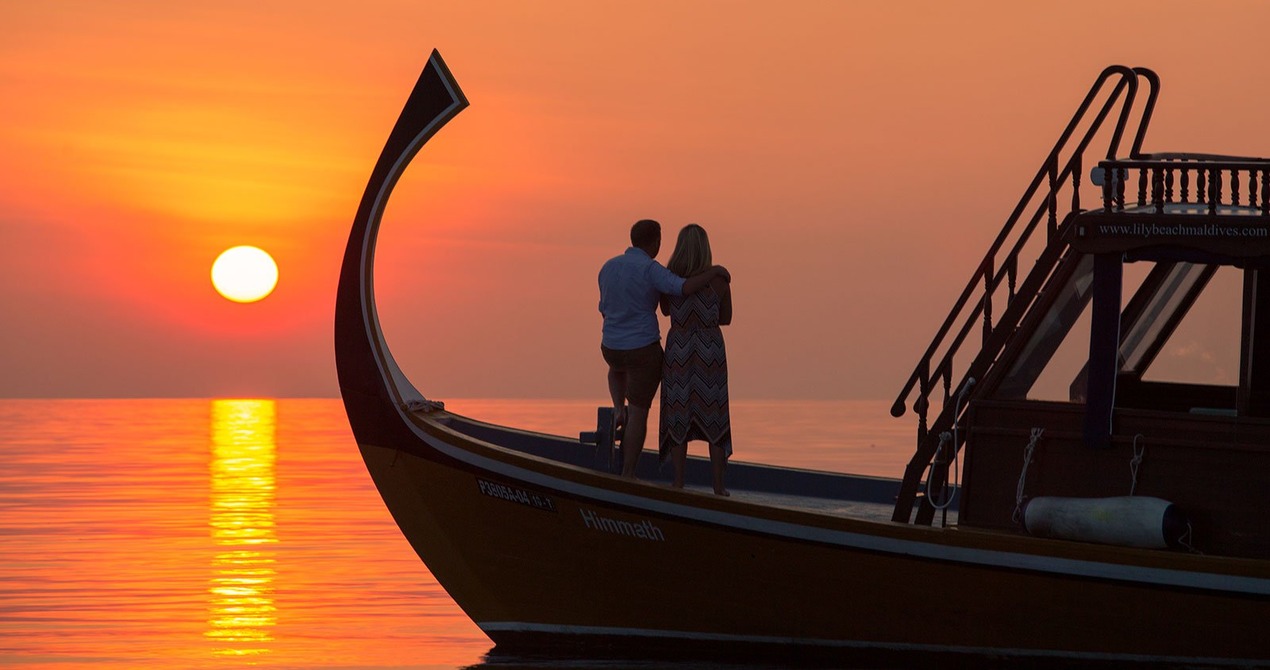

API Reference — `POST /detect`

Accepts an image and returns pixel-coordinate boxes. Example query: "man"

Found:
[598,219,729,478]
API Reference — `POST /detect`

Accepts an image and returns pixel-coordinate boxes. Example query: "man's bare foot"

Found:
[714,488,730,497]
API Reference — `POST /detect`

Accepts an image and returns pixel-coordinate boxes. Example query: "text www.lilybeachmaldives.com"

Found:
[1097,222,1270,239]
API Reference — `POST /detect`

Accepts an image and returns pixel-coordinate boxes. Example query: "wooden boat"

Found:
[336,52,1270,666]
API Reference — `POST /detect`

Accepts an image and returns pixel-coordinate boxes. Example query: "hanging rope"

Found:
[924,378,976,512]
[1129,433,1145,496]
[1176,522,1201,555]
[1013,427,1044,524]
[924,431,957,510]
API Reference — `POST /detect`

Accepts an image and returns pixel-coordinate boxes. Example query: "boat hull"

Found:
[357,416,1269,666]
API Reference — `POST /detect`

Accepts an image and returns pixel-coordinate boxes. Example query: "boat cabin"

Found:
[891,67,1270,560]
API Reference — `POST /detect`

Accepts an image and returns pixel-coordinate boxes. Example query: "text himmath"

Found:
[579,508,665,541]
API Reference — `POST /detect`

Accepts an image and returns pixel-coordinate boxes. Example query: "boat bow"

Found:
[335,50,468,448]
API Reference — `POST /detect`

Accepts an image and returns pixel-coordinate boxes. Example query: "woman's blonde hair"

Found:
[667,223,712,278]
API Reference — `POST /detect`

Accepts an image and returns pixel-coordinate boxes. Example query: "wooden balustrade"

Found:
[1099,158,1270,215]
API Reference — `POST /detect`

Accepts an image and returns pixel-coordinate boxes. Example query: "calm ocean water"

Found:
[0,398,915,669]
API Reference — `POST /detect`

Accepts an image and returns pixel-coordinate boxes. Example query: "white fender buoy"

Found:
[1022,496,1188,549]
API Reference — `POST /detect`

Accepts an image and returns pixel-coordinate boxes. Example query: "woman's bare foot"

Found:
[714,488,730,497]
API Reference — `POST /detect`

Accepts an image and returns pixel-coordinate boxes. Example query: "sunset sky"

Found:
[3,1,1269,400]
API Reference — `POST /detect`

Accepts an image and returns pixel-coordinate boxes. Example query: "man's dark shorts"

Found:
[601,342,664,410]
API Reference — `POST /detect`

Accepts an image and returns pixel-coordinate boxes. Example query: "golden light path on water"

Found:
[207,399,278,656]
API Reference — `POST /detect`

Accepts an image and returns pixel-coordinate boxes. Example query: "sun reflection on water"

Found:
[207,399,278,656]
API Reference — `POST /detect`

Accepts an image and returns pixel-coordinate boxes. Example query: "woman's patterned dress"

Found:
[659,286,731,461]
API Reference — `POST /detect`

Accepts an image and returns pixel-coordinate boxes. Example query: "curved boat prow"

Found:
[335,50,468,447]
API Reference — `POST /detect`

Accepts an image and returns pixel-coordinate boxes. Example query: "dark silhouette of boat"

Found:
[336,51,1269,666]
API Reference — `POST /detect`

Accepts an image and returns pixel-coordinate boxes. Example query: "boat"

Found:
[336,51,1270,666]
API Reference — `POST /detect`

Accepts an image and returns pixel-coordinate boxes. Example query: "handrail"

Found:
[921,86,1152,399]
[889,66,1168,525]
[925,105,1146,394]
[1131,152,1270,162]
[1110,156,1270,169]
[890,66,1138,420]
[1128,67,1160,159]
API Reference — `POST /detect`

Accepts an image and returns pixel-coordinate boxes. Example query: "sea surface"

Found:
[0,398,916,670]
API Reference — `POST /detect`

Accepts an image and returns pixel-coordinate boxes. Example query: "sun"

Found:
[211,246,278,303]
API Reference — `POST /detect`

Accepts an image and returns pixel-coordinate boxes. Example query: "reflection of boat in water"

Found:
[336,52,1270,666]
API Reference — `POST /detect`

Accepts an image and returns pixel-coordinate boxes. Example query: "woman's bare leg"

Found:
[670,442,687,488]
[709,442,729,496]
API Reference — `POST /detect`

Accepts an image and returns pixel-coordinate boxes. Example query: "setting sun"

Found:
[211,246,278,303]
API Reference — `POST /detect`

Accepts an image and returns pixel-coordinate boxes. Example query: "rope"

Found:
[1126,434,1202,553]
[923,378,975,512]
[1177,522,1201,555]
[1013,427,1044,524]
[405,398,446,412]
[1129,433,1145,496]
[924,431,956,510]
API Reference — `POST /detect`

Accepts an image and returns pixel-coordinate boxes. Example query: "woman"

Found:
[659,224,732,496]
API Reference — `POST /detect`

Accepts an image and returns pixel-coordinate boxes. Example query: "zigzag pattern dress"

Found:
[659,286,731,462]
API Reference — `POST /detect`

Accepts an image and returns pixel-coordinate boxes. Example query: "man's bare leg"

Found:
[606,368,627,429]
[620,405,649,477]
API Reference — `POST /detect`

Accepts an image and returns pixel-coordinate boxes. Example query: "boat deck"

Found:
[723,486,916,523]
[428,408,948,524]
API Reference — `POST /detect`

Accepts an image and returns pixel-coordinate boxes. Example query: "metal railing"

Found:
[889,66,1157,525]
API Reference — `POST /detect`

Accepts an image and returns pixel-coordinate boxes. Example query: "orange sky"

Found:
[2,1,1269,399]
